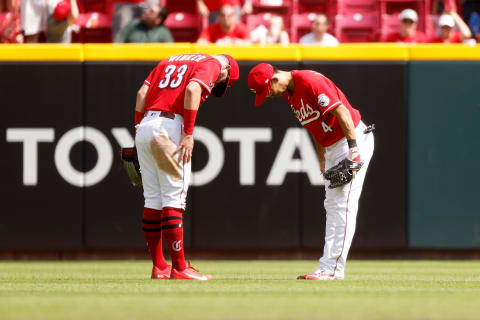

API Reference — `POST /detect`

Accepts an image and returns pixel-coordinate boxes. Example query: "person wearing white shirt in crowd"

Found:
[250,15,290,45]
[299,13,339,46]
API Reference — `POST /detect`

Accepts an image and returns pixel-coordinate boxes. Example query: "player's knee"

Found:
[145,198,162,210]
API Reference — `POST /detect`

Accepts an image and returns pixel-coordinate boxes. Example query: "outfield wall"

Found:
[1,44,479,251]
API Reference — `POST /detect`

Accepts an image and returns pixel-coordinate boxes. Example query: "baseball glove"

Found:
[324,158,363,189]
[120,147,142,188]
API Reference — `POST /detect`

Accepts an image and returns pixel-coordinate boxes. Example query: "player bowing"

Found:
[248,63,374,280]
[134,53,239,280]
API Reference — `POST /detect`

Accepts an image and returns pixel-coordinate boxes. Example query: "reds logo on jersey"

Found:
[318,94,330,107]
[291,98,321,126]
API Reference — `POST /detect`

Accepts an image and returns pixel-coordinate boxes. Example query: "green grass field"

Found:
[1,260,479,320]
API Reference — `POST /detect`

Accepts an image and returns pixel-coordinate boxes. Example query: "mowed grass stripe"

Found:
[0,260,479,320]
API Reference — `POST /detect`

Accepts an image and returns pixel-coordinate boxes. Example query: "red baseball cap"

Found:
[211,54,239,97]
[53,0,71,21]
[248,63,274,106]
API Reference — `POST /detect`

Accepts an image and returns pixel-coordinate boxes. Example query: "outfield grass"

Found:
[0,260,479,320]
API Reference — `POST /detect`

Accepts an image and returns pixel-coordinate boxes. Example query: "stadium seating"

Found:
[335,0,379,14]
[380,0,428,17]
[74,0,112,42]
[380,6,434,41]
[252,0,292,13]
[247,12,290,29]
[164,11,208,42]
[295,0,329,13]
[290,12,318,42]
[165,0,198,13]
[335,12,379,42]
[379,12,400,40]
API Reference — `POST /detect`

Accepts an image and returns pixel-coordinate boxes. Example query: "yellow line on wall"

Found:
[0,44,84,61]
[83,43,192,61]
[408,44,480,60]
[0,43,479,61]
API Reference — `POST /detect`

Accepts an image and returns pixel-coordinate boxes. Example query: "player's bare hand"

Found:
[174,133,194,164]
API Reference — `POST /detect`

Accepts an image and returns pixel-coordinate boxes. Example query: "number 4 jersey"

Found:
[283,70,361,147]
[143,53,222,116]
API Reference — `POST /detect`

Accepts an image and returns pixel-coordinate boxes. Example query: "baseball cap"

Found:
[248,63,274,106]
[399,9,418,22]
[439,14,455,28]
[53,0,71,21]
[211,54,239,97]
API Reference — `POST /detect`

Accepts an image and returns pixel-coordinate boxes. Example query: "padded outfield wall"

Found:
[0,44,479,251]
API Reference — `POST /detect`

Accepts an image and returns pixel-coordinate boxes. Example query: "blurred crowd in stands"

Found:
[1,0,479,44]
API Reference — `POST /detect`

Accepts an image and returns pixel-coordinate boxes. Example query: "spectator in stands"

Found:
[112,0,146,40]
[299,14,339,46]
[45,0,79,43]
[468,9,480,42]
[115,2,173,43]
[384,9,427,43]
[467,11,480,42]
[0,0,22,43]
[21,0,47,42]
[430,11,472,43]
[197,4,250,44]
[197,0,252,25]
[250,15,290,45]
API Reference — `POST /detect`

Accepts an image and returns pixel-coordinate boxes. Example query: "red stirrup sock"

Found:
[142,208,168,269]
[161,207,186,271]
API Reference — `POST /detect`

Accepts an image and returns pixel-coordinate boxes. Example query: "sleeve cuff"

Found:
[190,78,211,93]
[322,101,342,115]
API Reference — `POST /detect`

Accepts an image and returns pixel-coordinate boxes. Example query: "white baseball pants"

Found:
[135,111,190,211]
[317,121,375,278]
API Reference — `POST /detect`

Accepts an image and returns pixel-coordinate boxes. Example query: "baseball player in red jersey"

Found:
[248,63,374,280]
[134,53,239,280]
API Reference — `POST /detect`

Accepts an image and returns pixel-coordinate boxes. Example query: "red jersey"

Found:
[143,53,221,116]
[197,22,249,43]
[283,70,361,147]
[384,31,427,43]
[430,32,461,43]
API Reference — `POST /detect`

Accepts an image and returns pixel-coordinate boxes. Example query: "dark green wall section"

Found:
[408,61,480,248]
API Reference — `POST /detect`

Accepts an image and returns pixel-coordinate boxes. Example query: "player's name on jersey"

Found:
[168,54,207,63]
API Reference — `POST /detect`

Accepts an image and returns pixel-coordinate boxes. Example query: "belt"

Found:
[146,111,176,120]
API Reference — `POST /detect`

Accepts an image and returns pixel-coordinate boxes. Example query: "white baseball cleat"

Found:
[297,270,344,280]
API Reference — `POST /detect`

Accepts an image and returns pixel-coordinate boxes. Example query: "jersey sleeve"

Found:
[144,64,159,86]
[309,73,343,116]
[189,60,221,93]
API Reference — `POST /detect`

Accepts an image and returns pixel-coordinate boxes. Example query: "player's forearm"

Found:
[135,84,149,114]
[315,140,326,173]
[183,82,202,135]
[184,82,202,111]
[332,104,356,140]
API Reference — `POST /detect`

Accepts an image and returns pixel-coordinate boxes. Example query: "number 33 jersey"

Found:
[143,53,222,116]
[283,70,361,147]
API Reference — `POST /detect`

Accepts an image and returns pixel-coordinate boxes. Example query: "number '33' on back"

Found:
[158,64,188,89]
